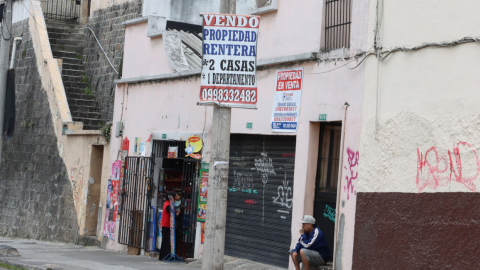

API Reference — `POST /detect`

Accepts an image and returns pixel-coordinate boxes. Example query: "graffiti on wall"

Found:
[417,142,480,192]
[253,144,277,225]
[344,148,359,200]
[272,172,293,219]
[229,171,257,194]
[70,158,85,202]
[324,204,336,222]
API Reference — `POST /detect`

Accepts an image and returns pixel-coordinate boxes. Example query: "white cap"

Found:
[299,215,316,224]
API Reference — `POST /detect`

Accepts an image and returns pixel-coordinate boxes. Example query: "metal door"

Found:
[225,134,296,268]
[118,157,154,249]
[313,123,342,256]
[179,160,199,259]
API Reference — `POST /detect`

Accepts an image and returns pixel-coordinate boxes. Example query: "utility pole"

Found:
[0,0,12,161]
[202,1,235,270]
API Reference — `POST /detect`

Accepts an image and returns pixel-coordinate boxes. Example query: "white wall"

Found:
[359,0,480,194]
[143,0,221,25]
[13,0,30,24]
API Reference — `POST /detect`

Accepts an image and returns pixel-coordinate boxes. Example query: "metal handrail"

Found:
[85,27,120,75]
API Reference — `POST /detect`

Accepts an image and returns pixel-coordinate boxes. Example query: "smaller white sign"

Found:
[270,67,304,132]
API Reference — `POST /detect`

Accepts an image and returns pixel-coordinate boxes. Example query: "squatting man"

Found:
[290,215,330,270]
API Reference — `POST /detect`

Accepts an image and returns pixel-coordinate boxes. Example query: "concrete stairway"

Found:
[46,20,103,130]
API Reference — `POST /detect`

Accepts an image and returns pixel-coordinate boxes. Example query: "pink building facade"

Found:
[110,0,369,268]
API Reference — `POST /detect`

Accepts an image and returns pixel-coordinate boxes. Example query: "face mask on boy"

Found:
[174,200,181,208]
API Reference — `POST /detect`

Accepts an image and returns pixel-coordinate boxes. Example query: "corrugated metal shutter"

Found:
[225,134,296,267]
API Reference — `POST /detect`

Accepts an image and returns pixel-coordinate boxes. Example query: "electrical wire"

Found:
[304,34,480,76]
[305,49,375,75]
[379,37,480,61]
[20,0,47,31]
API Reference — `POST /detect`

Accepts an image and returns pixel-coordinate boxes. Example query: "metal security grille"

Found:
[41,0,81,21]
[118,157,154,249]
[178,160,199,259]
[313,123,342,257]
[324,0,352,50]
[225,134,296,268]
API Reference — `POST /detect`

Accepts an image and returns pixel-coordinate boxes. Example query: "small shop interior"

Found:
[154,157,199,259]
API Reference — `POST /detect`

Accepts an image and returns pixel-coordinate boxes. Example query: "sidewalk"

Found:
[0,237,286,270]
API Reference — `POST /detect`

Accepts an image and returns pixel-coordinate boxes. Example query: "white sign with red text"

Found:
[198,13,260,109]
[271,67,304,132]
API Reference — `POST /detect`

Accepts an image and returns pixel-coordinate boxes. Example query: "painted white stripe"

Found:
[300,228,319,248]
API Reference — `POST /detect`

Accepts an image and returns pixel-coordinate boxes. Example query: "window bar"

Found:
[341,0,348,47]
[347,0,352,48]
[326,1,329,49]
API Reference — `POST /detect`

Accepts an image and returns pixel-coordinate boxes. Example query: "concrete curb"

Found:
[0,259,46,270]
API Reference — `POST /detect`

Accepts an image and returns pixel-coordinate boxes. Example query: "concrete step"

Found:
[63,81,88,89]
[62,68,84,77]
[51,44,84,54]
[62,62,84,71]
[47,28,86,37]
[49,37,85,47]
[66,92,95,100]
[65,88,90,97]
[69,104,99,113]
[59,57,83,66]
[48,32,85,41]
[71,111,102,120]
[67,98,98,107]
[62,75,85,83]
[45,19,80,29]
[65,87,90,95]
[52,50,81,60]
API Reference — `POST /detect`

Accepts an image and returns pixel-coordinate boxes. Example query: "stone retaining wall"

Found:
[84,0,141,122]
[0,19,78,242]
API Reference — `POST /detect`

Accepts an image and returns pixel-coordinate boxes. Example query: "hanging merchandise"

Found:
[156,210,163,250]
[134,137,141,154]
[185,135,203,159]
[197,163,209,222]
[111,180,120,222]
[148,206,156,252]
[112,160,121,180]
[145,135,152,156]
[168,146,178,158]
[103,179,118,240]
[163,195,184,262]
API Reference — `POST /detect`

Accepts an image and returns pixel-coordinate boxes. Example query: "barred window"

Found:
[324,0,352,50]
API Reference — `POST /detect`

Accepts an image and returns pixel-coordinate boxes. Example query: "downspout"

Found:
[332,102,349,270]
[9,37,22,69]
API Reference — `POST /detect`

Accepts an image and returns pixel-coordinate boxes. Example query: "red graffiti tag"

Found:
[417,142,480,192]
[244,199,257,205]
[344,148,359,200]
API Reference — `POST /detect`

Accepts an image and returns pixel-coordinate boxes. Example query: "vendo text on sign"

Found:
[198,13,260,109]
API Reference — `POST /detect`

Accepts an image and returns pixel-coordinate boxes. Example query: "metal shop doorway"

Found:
[225,134,296,268]
[313,122,342,258]
[118,156,155,250]
[152,140,200,259]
